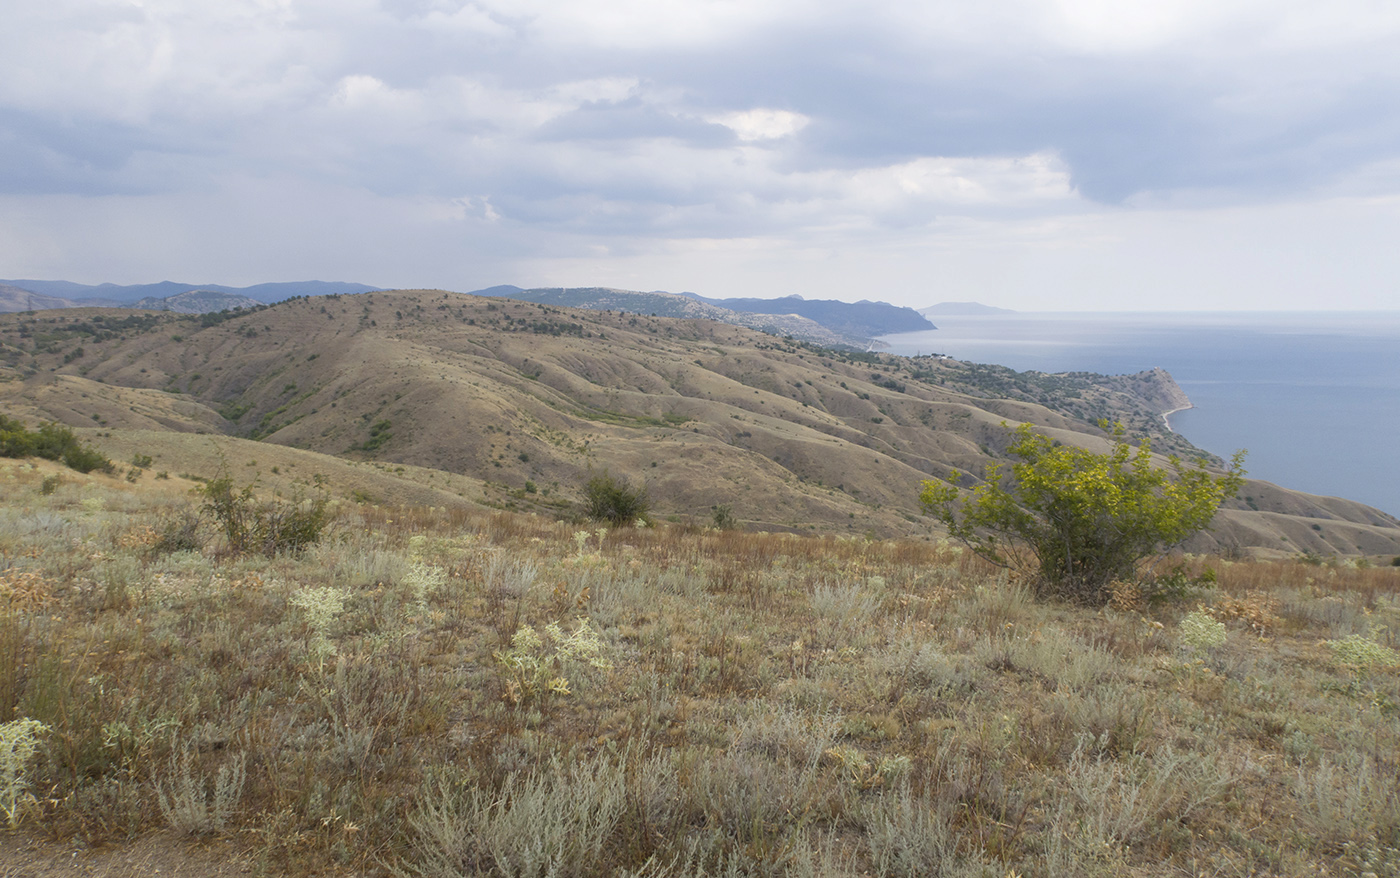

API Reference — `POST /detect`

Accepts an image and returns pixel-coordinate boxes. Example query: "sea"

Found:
[879,312,1400,517]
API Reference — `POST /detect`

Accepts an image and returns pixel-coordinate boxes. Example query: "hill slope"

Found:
[0,283,83,312]
[0,290,1396,555]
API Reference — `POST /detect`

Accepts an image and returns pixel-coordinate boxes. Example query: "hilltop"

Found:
[0,289,1397,556]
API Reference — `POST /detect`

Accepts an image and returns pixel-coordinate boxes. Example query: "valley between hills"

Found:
[1,288,1398,557]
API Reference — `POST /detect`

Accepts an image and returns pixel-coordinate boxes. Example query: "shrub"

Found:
[155,744,246,836]
[0,417,113,474]
[711,504,737,530]
[0,416,35,458]
[151,509,203,556]
[582,470,649,526]
[200,473,330,557]
[920,422,1244,606]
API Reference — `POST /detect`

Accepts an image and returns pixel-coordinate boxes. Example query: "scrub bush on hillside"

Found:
[0,415,113,474]
[921,422,1244,606]
[200,473,330,558]
[582,470,649,526]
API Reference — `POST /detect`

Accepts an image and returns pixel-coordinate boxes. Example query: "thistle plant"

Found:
[404,558,447,615]
[495,618,612,703]
[1179,609,1227,652]
[1328,634,1400,672]
[290,586,348,670]
[0,718,49,828]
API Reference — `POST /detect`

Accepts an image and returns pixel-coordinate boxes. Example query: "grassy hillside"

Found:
[0,289,1397,555]
[0,464,1398,876]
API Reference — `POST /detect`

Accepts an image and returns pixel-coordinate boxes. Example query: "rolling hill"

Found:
[1,288,1396,556]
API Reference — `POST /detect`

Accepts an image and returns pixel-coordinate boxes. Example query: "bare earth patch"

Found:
[0,833,253,878]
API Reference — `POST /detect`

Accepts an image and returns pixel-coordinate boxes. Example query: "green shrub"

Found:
[0,416,35,458]
[921,422,1244,606]
[0,417,113,474]
[582,470,649,526]
[200,474,330,558]
[711,504,737,530]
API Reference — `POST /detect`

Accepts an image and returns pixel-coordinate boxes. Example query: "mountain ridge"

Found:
[0,289,1395,556]
[0,279,382,306]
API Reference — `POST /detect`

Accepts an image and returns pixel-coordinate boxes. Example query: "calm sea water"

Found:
[880,312,1400,517]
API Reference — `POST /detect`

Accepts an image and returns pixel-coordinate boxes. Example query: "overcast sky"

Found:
[3,0,1399,310]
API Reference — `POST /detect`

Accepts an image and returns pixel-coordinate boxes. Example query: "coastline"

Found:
[1161,404,1193,434]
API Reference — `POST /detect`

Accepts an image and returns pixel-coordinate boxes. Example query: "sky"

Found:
[3,0,1400,311]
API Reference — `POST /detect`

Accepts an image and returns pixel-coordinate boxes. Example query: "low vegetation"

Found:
[1,460,1398,876]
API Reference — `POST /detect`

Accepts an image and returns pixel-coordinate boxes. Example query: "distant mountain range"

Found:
[0,279,381,309]
[678,292,935,337]
[3,277,944,347]
[473,285,930,348]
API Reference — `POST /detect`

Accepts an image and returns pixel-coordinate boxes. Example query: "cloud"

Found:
[708,109,809,142]
[2,0,1400,308]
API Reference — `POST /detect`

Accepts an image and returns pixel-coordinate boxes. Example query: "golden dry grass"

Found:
[0,461,1397,877]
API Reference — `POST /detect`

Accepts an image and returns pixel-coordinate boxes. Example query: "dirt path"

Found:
[0,832,253,878]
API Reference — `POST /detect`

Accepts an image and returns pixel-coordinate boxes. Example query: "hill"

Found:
[1,289,1397,556]
[130,289,264,313]
[0,283,84,312]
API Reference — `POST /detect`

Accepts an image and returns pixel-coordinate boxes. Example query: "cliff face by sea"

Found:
[1128,367,1194,416]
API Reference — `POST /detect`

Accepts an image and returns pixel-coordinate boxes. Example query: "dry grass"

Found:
[1,461,1399,876]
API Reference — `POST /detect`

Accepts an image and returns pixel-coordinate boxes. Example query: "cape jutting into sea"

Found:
[879,311,1400,518]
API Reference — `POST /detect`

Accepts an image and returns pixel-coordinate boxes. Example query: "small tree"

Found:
[582,470,649,526]
[920,423,1244,606]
